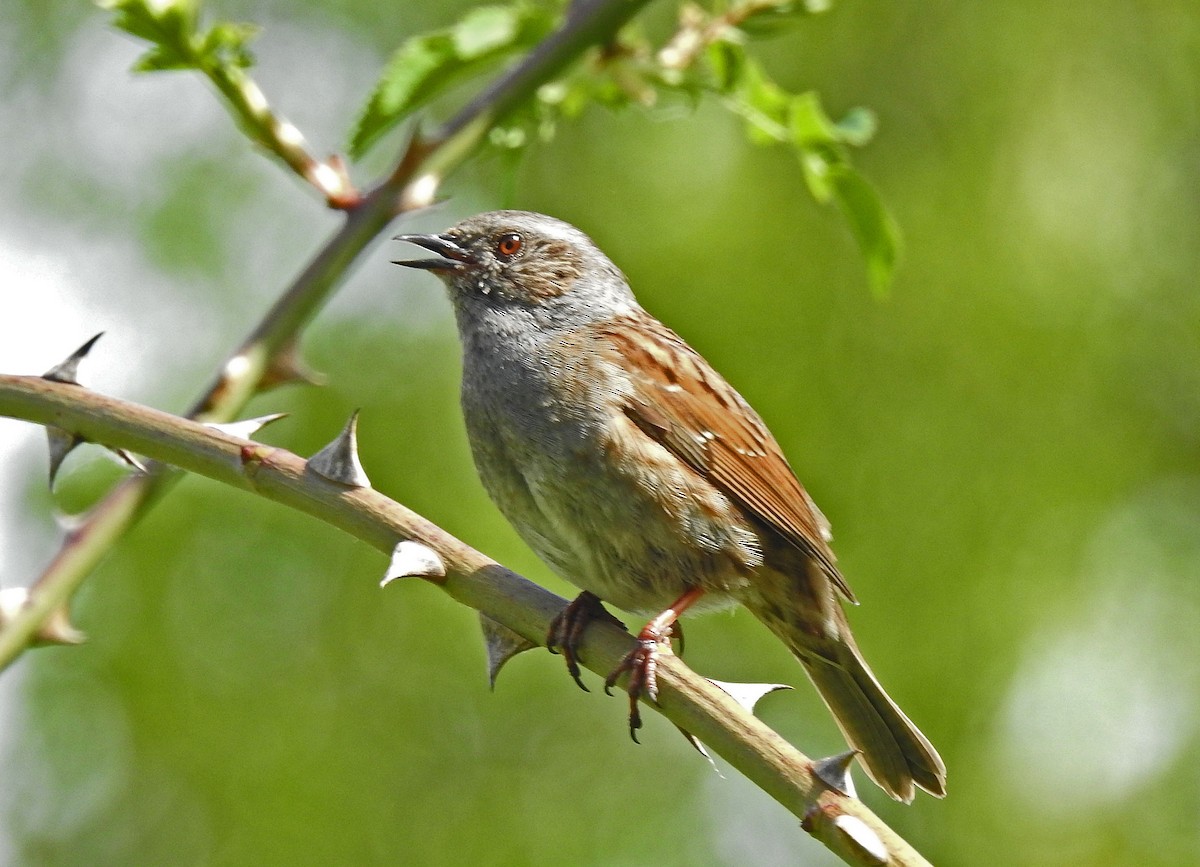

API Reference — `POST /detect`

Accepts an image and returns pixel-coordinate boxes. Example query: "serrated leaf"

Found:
[102,0,259,75]
[351,34,454,158]
[102,0,193,43]
[830,166,902,295]
[349,4,554,160]
[131,45,191,71]
[200,21,259,68]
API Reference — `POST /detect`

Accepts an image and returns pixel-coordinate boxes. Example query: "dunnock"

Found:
[395,210,945,802]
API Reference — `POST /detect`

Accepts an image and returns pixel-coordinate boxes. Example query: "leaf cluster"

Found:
[102,0,901,290]
[102,0,257,73]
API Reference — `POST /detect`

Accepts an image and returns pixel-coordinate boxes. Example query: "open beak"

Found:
[392,233,474,271]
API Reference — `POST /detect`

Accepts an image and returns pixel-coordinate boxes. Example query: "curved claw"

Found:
[605,638,663,742]
[547,591,626,692]
[602,587,705,742]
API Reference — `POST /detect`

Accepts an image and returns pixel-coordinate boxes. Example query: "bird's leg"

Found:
[605,586,706,741]
[547,591,627,692]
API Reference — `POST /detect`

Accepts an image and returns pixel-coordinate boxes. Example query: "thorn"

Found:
[43,333,107,486]
[42,333,103,384]
[205,413,289,440]
[812,749,859,799]
[676,725,724,777]
[832,814,888,864]
[307,410,371,487]
[260,340,326,391]
[0,589,86,646]
[51,506,88,532]
[381,540,446,586]
[478,614,535,689]
[39,603,87,646]
[46,427,82,488]
[108,447,149,474]
[707,679,792,715]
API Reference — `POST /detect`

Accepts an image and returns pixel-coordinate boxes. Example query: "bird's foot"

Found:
[547,591,626,692]
[603,623,675,743]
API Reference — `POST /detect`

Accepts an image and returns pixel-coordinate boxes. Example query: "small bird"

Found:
[395,210,946,802]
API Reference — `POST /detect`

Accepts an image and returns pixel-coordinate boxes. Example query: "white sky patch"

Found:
[0,22,233,848]
[993,478,1200,818]
[705,758,840,866]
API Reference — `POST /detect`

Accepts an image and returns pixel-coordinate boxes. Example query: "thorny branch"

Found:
[0,0,653,676]
[0,373,933,867]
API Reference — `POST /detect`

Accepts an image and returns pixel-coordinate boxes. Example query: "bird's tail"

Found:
[746,586,946,802]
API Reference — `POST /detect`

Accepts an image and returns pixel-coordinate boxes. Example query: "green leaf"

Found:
[835,106,877,146]
[101,0,259,74]
[739,59,789,127]
[788,91,840,147]
[131,45,191,71]
[698,32,899,292]
[199,21,259,68]
[829,166,902,295]
[736,0,832,37]
[453,6,521,60]
[798,146,835,203]
[705,41,744,92]
[708,47,792,143]
[348,4,554,160]
[101,0,194,43]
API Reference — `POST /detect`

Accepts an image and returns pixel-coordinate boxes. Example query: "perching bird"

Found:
[395,211,946,802]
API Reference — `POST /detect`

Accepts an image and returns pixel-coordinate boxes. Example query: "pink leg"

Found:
[605,587,706,741]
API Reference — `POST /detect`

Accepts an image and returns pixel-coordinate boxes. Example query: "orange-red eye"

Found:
[496,232,522,259]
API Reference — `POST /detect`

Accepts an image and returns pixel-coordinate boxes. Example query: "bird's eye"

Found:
[495,232,522,260]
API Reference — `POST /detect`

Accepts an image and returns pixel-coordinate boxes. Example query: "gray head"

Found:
[394,211,637,330]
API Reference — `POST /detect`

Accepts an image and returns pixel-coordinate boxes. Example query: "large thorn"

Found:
[43,333,105,485]
[0,589,86,646]
[204,413,289,440]
[42,332,103,384]
[307,410,370,487]
[812,749,859,799]
[832,814,887,864]
[478,614,535,689]
[707,679,792,715]
[676,725,724,777]
[108,448,149,474]
[46,427,83,488]
[260,339,326,391]
[381,540,446,586]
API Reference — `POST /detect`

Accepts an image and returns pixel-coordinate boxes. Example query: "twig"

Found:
[0,373,934,867]
[1,0,653,673]
[658,0,789,72]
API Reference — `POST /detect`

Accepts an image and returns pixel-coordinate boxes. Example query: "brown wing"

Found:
[593,314,855,602]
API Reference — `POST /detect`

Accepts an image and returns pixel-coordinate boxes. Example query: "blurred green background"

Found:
[2,1,1199,864]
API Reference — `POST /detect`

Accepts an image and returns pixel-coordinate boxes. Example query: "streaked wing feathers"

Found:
[595,314,854,602]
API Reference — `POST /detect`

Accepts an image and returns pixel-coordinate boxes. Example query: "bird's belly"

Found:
[466,398,758,615]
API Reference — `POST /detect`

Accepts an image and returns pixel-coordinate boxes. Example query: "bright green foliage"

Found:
[101,0,257,73]
[102,0,899,291]
[11,3,1200,865]
[345,0,898,289]
[348,3,558,159]
[708,42,898,295]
